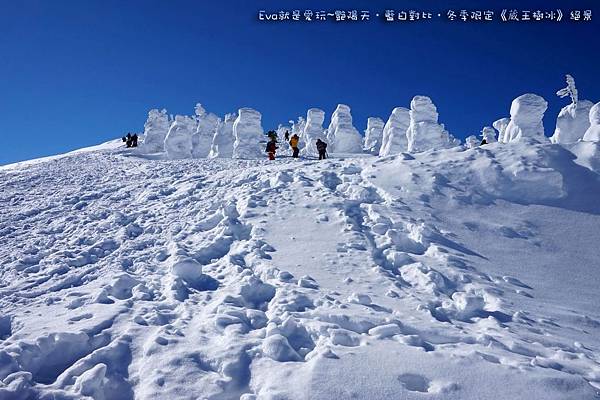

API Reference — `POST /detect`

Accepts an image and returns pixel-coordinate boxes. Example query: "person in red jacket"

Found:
[266,138,278,160]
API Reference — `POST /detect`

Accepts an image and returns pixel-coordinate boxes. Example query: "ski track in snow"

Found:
[1,145,600,399]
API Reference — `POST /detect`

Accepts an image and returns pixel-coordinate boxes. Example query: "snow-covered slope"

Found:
[1,142,599,400]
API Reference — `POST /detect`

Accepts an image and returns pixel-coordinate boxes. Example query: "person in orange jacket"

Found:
[289,134,300,158]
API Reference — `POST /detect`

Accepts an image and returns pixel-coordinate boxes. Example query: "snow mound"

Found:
[327,104,363,153]
[363,117,385,154]
[141,109,170,153]
[583,101,600,142]
[504,94,548,143]
[406,96,459,153]
[232,108,264,159]
[164,115,195,159]
[302,108,327,157]
[379,107,410,156]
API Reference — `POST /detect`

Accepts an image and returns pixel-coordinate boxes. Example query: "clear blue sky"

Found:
[1,0,598,164]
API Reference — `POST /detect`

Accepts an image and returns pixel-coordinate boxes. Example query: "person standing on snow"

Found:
[266,137,278,160]
[289,134,300,158]
[316,139,328,160]
[284,130,290,141]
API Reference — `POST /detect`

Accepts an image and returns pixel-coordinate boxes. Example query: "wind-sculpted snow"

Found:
[1,141,599,399]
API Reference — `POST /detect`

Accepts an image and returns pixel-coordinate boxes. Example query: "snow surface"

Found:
[1,140,600,400]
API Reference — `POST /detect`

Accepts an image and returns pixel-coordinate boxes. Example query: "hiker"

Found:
[131,133,138,147]
[284,130,290,141]
[266,137,278,160]
[316,139,328,160]
[122,133,133,148]
[267,130,278,142]
[289,134,300,158]
[480,138,488,146]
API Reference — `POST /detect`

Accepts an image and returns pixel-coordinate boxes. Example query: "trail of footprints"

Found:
[1,155,599,398]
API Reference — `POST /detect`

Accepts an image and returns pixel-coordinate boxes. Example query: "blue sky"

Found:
[0,0,598,164]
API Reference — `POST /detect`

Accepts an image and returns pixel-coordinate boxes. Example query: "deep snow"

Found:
[1,140,600,400]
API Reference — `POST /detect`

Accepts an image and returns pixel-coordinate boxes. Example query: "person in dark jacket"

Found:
[480,138,488,146]
[316,139,328,160]
[131,134,138,147]
[266,138,278,160]
[122,133,133,148]
[284,130,290,141]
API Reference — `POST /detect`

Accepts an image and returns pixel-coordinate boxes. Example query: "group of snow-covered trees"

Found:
[138,75,600,160]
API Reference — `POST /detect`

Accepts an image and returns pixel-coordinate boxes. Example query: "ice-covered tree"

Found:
[556,74,578,106]
[141,109,170,153]
[465,135,479,149]
[209,113,235,158]
[327,104,363,153]
[302,109,327,157]
[192,104,220,158]
[232,108,264,159]
[583,102,600,142]
[551,75,594,145]
[379,107,410,156]
[504,94,548,143]
[406,96,459,153]
[363,117,385,154]
[164,115,195,159]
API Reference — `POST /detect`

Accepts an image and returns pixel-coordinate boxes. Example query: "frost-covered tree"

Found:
[556,74,578,106]
[583,102,600,142]
[363,117,385,154]
[551,75,594,145]
[504,94,548,143]
[142,109,170,153]
[465,135,479,149]
[192,104,220,158]
[232,108,264,159]
[481,126,497,144]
